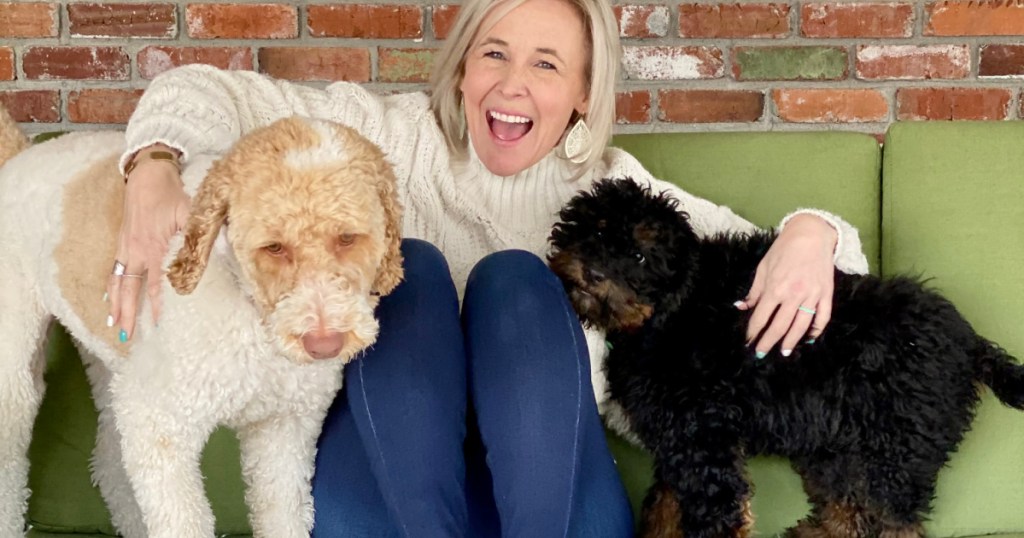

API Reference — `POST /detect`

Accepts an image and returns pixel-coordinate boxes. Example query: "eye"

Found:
[263,242,286,256]
[337,233,356,247]
[484,50,506,61]
[536,60,556,71]
[634,251,646,264]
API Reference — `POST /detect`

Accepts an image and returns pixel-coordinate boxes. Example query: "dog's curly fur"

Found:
[549,179,1024,538]
[0,111,402,538]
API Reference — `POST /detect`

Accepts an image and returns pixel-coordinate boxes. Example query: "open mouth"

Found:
[488,110,533,142]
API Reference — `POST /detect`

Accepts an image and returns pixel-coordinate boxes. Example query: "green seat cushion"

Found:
[27,324,252,536]
[612,131,882,273]
[882,121,1024,536]
[608,132,883,534]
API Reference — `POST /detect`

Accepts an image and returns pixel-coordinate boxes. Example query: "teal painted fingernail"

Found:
[119,329,128,343]
[605,340,614,351]
[806,338,816,345]
[755,351,767,360]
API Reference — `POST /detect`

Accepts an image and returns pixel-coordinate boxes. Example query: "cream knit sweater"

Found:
[122,65,869,410]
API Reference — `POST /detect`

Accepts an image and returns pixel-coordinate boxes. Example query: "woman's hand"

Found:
[735,214,837,358]
[106,145,190,341]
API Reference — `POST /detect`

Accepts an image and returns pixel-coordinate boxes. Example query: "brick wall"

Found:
[2,1,1024,136]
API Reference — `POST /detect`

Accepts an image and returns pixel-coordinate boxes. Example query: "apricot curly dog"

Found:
[0,111,402,538]
[549,178,1024,538]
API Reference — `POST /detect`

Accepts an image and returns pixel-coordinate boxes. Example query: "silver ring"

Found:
[798,305,816,315]
[112,260,127,276]
[121,274,145,279]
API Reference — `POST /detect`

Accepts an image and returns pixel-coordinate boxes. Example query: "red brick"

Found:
[69,3,176,38]
[802,3,914,38]
[926,1,1024,36]
[186,4,297,39]
[68,89,145,124]
[23,47,130,81]
[615,91,651,124]
[0,90,60,122]
[378,48,436,83]
[0,48,13,81]
[0,2,58,37]
[309,4,422,38]
[773,89,888,123]
[980,44,1024,77]
[679,3,790,38]
[856,45,970,80]
[258,47,370,82]
[659,90,764,123]
[897,88,1011,120]
[138,46,253,79]
[622,46,724,80]
[432,5,459,39]
[615,5,671,38]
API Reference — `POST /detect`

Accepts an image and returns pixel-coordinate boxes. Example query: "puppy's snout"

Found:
[302,331,346,360]
[585,266,606,284]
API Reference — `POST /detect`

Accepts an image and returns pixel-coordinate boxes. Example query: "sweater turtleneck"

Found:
[451,137,589,237]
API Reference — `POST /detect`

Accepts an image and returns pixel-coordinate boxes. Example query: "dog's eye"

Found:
[634,251,646,264]
[337,233,356,247]
[263,242,286,256]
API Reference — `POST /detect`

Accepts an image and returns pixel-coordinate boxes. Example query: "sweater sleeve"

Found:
[120,64,389,173]
[601,147,869,275]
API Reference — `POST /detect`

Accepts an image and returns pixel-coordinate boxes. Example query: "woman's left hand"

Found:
[736,214,838,357]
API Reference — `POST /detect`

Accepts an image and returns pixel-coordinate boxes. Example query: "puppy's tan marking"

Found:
[640,482,685,538]
[738,495,754,538]
[548,251,653,330]
[818,502,870,538]
[54,154,130,355]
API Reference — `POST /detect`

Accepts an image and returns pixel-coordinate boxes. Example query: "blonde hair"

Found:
[429,0,621,174]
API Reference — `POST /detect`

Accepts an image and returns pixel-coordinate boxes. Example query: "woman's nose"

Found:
[496,65,529,97]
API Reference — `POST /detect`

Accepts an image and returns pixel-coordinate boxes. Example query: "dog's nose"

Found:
[586,267,606,283]
[302,331,346,360]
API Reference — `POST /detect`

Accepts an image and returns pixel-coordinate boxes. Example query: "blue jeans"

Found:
[310,239,634,538]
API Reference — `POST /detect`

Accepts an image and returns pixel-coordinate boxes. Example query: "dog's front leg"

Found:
[642,423,752,538]
[237,413,322,538]
[79,354,146,538]
[111,374,217,538]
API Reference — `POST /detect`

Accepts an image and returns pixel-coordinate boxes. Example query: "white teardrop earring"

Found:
[559,115,592,164]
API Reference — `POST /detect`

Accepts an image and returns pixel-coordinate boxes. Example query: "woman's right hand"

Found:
[107,145,191,341]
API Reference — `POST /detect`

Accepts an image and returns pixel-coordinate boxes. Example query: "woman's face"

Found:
[460,0,590,176]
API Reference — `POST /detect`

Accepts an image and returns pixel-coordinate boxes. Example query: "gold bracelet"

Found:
[123,150,181,183]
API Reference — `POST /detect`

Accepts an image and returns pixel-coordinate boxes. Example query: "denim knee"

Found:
[399,238,451,286]
[465,249,561,304]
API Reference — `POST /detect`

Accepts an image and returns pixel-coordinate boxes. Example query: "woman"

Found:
[107,0,869,535]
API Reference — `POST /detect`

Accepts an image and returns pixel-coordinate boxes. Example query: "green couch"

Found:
[25,123,1024,536]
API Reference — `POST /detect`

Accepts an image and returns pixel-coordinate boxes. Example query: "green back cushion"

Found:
[27,325,251,536]
[609,131,882,534]
[882,122,1024,536]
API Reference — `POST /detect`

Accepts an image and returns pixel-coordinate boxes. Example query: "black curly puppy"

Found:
[548,178,1024,538]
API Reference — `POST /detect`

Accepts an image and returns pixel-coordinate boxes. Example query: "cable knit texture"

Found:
[123,65,871,410]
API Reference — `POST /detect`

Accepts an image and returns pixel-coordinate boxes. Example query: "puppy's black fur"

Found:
[548,179,1024,538]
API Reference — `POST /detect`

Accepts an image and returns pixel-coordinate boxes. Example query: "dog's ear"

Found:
[372,163,404,296]
[166,163,232,295]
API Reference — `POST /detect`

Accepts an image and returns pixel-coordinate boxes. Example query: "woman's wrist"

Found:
[124,144,183,184]
[780,213,838,254]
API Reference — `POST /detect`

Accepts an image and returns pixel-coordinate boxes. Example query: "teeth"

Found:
[490,111,531,124]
